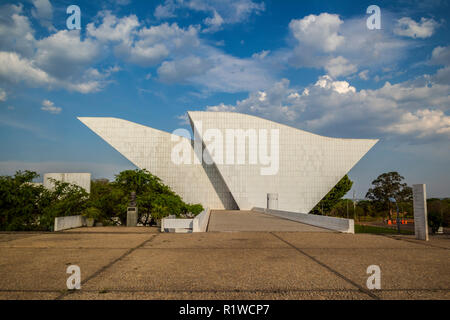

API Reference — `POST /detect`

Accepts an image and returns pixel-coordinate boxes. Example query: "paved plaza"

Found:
[208,210,332,232]
[0,213,449,300]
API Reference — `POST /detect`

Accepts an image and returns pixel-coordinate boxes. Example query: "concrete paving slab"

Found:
[273,232,428,249]
[64,226,159,233]
[377,290,450,300]
[299,248,450,290]
[0,233,44,243]
[208,210,332,232]
[0,248,128,291]
[0,233,153,249]
[144,232,291,249]
[384,234,450,249]
[0,291,61,300]
[0,228,448,300]
[61,289,369,300]
[82,248,356,292]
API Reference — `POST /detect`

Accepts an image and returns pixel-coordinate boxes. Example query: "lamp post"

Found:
[389,197,400,234]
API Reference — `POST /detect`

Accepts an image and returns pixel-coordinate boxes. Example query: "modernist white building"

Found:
[78,112,377,213]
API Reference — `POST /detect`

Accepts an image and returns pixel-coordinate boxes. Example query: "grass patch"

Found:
[355,224,413,235]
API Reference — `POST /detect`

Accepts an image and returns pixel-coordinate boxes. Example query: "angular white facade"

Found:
[78,112,377,213]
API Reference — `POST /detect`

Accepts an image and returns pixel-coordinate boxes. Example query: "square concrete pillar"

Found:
[127,207,138,227]
[413,184,428,241]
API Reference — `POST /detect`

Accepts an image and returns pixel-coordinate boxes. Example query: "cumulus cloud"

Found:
[0,88,6,102]
[384,109,450,138]
[87,11,139,43]
[201,70,450,142]
[40,99,61,114]
[31,0,54,31]
[394,17,439,39]
[158,56,211,83]
[430,46,450,66]
[0,4,36,58]
[35,30,101,79]
[154,0,265,31]
[0,51,105,94]
[359,70,369,80]
[289,13,344,53]
[287,13,410,79]
[325,56,357,77]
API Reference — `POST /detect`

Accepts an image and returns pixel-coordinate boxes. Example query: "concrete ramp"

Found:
[207,210,333,232]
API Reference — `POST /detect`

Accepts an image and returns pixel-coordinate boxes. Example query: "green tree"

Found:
[39,179,89,230]
[365,172,412,220]
[111,169,203,225]
[311,175,353,215]
[0,171,45,231]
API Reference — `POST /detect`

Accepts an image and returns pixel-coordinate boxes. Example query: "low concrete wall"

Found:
[253,207,354,234]
[54,215,85,232]
[193,208,210,232]
[161,207,210,233]
[161,218,193,232]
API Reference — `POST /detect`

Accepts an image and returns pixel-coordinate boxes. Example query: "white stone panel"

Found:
[413,184,429,241]
[78,117,236,209]
[188,111,377,213]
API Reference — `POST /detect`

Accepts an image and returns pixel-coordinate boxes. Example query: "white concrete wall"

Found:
[44,173,91,193]
[161,208,210,233]
[413,184,429,241]
[54,215,85,231]
[253,207,355,233]
[193,208,210,232]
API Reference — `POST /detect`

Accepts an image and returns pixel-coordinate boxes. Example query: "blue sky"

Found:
[0,0,449,198]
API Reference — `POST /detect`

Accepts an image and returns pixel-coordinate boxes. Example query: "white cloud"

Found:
[0,51,52,86]
[202,69,450,142]
[289,13,344,52]
[31,0,54,31]
[359,70,369,80]
[384,109,450,138]
[203,10,225,32]
[87,11,139,43]
[41,99,61,114]
[287,13,410,78]
[0,88,6,102]
[154,0,265,31]
[205,103,236,112]
[0,51,105,94]
[0,4,36,58]
[430,46,450,66]
[35,30,101,79]
[394,17,439,39]
[325,56,357,78]
[158,56,210,83]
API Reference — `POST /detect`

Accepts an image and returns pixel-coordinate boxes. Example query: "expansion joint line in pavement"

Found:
[269,232,381,300]
[55,233,159,300]
[379,234,450,250]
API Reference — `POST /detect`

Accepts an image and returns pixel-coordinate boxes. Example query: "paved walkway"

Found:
[208,210,332,232]
[0,227,449,300]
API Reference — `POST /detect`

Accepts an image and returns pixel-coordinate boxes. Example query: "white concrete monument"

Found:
[78,112,377,213]
[413,184,429,241]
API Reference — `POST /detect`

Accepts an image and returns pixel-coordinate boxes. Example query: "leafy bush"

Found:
[428,211,443,233]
